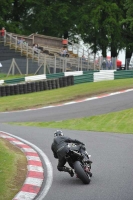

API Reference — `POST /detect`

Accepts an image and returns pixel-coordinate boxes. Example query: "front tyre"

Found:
[73,161,90,184]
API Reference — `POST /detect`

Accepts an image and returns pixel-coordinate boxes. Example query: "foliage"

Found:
[0,0,133,57]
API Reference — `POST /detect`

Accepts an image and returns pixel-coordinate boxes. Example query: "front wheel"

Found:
[73,161,90,184]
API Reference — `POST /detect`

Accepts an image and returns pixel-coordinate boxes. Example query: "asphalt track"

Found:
[1,90,133,200]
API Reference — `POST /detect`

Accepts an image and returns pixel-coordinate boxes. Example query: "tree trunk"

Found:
[111,45,118,57]
[125,47,132,69]
[64,31,68,39]
[102,46,107,57]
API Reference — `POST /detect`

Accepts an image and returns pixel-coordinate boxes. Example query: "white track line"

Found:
[1,88,133,114]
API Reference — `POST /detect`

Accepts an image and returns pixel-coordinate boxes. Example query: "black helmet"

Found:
[54,130,64,137]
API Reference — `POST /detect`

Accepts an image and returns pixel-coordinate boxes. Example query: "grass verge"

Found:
[0,78,133,112]
[11,108,133,134]
[0,138,27,200]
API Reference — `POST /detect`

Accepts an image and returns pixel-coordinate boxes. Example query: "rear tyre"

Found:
[73,161,90,184]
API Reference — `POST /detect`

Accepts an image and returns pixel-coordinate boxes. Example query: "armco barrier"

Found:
[114,70,133,79]
[2,70,96,85]
[0,80,4,85]
[94,70,115,82]
[25,74,46,82]
[0,76,74,97]
[65,70,97,84]
[46,72,64,79]
[83,70,99,74]
[74,73,93,84]
[4,77,25,84]
[64,71,83,76]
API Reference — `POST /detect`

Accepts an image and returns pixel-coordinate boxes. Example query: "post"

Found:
[12,59,15,75]
[44,54,46,74]
[87,49,90,71]
[54,55,56,73]
[26,58,29,74]
[10,34,11,48]
[77,57,80,71]
[81,56,83,71]
[15,36,17,50]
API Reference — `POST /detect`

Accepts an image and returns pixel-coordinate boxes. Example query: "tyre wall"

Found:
[0,76,74,97]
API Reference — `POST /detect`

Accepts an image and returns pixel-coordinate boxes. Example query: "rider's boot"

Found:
[63,166,74,177]
[88,171,92,177]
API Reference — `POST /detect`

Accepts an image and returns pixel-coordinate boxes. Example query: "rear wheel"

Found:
[73,161,90,184]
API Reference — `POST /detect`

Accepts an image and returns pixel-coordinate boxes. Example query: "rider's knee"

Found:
[57,166,63,171]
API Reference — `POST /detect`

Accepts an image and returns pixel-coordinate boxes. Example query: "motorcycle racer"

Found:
[51,130,92,177]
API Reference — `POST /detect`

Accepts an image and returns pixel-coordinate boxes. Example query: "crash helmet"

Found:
[54,130,64,137]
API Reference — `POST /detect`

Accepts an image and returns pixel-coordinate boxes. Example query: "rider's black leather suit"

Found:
[51,136,84,172]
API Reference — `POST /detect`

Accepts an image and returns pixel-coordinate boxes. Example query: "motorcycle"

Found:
[65,143,92,184]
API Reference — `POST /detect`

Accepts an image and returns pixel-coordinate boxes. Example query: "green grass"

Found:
[0,78,133,112]
[13,108,133,134]
[1,78,133,134]
[0,139,27,200]
[0,73,25,80]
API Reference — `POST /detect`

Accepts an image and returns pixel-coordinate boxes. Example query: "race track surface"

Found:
[0,90,133,200]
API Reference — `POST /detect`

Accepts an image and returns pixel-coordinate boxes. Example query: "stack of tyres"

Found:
[62,77,67,87]
[14,84,19,95]
[10,85,15,95]
[59,77,63,88]
[71,75,74,85]
[43,80,48,90]
[51,79,56,89]
[5,85,10,96]
[19,84,24,94]
[31,82,36,92]
[39,81,44,91]
[67,76,71,86]
[0,87,1,97]
[0,86,6,97]
[47,80,52,90]
[27,82,32,93]
[55,79,60,89]
[35,82,40,92]
[23,83,27,94]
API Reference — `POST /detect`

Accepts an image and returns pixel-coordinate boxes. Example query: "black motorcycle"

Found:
[65,143,92,184]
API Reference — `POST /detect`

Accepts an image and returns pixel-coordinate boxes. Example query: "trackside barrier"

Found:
[1,69,133,97]
[46,72,64,79]
[74,70,99,84]
[25,74,46,82]
[74,73,93,84]
[94,70,115,82]
[64,71,83,76]
[0,80,4,85]
[0,76,74,97]
[83,70,99,74]
[4,77,25,84]
[2,70,98,85]
[114,70,133,79]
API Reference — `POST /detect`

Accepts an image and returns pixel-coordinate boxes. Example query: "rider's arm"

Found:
[51,143,58,158]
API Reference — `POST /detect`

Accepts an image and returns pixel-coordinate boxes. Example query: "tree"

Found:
[76,0,125,57]
[122,0,133,59]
